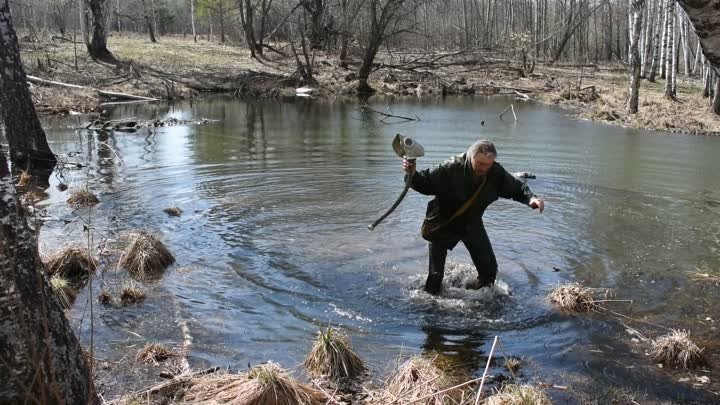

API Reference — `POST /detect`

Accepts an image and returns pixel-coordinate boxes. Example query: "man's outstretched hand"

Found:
[403,158,416,176]
[529,197,545,213]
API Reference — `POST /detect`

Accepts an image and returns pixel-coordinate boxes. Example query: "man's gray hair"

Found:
[467,139,497,162]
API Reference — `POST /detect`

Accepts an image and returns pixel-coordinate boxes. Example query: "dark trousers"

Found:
[424,224,498,295]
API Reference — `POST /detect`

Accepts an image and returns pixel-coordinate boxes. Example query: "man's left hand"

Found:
[529,197,544,213]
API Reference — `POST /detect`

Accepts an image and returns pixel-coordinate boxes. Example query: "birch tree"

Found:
[627,0,644,113]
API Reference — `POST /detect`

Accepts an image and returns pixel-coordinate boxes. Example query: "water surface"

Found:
[37,96,720,402]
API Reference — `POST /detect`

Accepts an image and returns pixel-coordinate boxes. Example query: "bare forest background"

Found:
[7,0,720,101]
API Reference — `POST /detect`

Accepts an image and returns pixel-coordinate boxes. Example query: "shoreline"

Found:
[20,34,720,137]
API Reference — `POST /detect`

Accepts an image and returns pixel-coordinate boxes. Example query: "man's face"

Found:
[472,153,495,177]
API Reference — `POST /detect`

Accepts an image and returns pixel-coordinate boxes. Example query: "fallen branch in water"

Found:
[499,104,517,121]
[26,75,159,102]
[358,104,420,123]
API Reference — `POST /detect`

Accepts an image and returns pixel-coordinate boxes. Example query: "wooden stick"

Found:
[474,336,499,405]
[499,105,512,119]
[499,104,518,121]
[26,75,159,101]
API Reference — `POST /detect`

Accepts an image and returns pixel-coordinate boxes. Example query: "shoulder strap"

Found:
[447,176,487,223]
[428,176,487,234]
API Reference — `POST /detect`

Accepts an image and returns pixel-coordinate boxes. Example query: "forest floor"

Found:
[19,33,720,135]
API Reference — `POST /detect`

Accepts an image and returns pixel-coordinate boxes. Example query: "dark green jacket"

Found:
[408,153,535,234]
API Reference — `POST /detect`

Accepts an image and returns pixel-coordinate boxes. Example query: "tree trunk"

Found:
[680,13,690,76]
[703,62,710,97]
[713,71,720,114]
[116,0,121,32]
[664,0,675,99]
[660,0,669,79]
[357,33,381,94]
[141,0,157,43]
[677,0,720,79]
[238,0,260,57]
[338,0,349,68]
[302,0,325,50]
[628,0,644,114]
[79,0,90,48]
[692,41,701,76]
[0,1,57,173]
[648,0,664,82]
[0,145,98,405]
[190,0,197,42]
[86,0,116,62]
[219,3,225,43]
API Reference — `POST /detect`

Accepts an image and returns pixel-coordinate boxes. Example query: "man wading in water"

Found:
[403,140,545,295]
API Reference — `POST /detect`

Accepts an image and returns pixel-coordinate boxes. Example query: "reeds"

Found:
[378,355,459,405]
[650,330,706,369]
[304,327,366,381]
[119,231,175,280]
[67,189,99,208]
[45,247,96,285]
[136,343,178,365]
[183,362,325,405]
[120,283,146,305]
[547,282,598,313]
[485,384,551,405]
[49,275,77,309]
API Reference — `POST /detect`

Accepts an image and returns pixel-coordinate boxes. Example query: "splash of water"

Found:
[408,262,512,312]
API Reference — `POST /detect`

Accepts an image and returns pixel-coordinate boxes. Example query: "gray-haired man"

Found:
[403,140,544,295]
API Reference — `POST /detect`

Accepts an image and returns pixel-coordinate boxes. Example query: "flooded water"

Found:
[36,96,720,402]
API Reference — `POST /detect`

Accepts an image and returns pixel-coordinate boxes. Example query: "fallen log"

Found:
[26,75,159,102]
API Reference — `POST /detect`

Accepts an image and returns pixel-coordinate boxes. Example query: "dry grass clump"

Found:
[504,357,521,374]
[21,190,43,206]
[304,327,366,381]
[378,356,459,405]
[650,330,706,369]
[45,247,96,285]
[486,384,551,405]
[17,170,31,186]
[67,189,99,207]
[182,362,325,405]
[97,289,113,305]
[49,275,77,309]
[163,206,183,217]
[120,283,146,305]
[119,231,175,280]
[547,282,598,313]
[136,343,178,365]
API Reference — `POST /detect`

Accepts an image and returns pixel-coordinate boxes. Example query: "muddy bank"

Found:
[19,34,720,135]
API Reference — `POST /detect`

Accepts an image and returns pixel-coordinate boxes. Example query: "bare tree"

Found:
[300,0,327,49]
[627,0,644,113]
[356,0,419,93]
[550,0,608,64]
[238,0,261,56]
[86,0,117,62]
[141,0,158,42]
